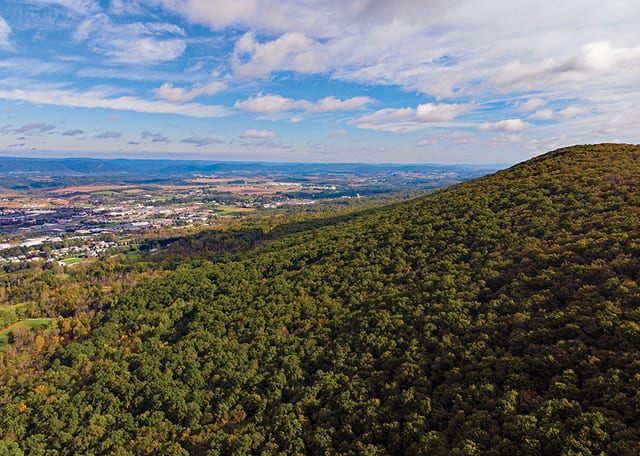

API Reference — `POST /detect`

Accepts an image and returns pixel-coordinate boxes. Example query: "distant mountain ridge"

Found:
[0,156,501,176]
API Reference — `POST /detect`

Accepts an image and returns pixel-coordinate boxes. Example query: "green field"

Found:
[126,250,142,261]
[0,318,54,351]
[59,257,84,266]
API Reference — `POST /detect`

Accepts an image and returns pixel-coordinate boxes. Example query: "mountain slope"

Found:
[1,144,640,455]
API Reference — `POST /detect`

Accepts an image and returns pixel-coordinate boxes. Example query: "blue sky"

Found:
[0,0,638,163]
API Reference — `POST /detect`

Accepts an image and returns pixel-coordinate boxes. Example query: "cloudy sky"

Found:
[0,0,638,163]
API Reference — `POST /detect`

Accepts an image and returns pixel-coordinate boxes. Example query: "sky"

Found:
[0,0,638,164]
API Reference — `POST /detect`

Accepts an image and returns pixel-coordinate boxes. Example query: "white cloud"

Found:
[495,41,640,91]
[153,0,259,29]
[233,31,322,77]
[353,107,414,125]
[479,119,530,131]
[148,0,443,38]
[239,129,276,138]
[122,0,640,115]
[310,96,372,112]
[350,103,471,132]
[557,105,589,119]
[529,109,555,120]
[235,93,309,114]
[73,13,186,63]
[116,37,185,63]
[516,97,546,112]
[0,16,13,51]
[415,103,471,122]
[529,105,589,120]
[0,87,228,118]
[154,81,226,102]
[234,93,372,114]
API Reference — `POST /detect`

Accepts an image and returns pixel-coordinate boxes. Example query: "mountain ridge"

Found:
[1,143,639,455]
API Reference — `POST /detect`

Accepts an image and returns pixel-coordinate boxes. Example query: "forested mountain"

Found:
[1,144,640,455]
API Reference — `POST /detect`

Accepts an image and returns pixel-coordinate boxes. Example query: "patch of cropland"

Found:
[1,144,639,455]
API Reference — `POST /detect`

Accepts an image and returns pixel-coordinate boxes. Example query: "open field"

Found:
[59,257,84,266]
[0,318,54,351]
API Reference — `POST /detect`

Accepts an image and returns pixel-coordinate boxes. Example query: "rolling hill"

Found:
[1,143,639,455]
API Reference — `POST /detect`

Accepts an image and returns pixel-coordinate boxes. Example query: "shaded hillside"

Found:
[1,144,640,455]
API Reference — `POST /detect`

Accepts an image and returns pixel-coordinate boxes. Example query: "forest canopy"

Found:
[1,143,640,455]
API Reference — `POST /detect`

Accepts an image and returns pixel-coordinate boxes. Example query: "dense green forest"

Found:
[1,144,640,455]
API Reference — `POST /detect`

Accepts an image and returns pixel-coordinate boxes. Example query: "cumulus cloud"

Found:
[516,97,546,112]
[415,103,472,122]
[350,103,471,132]
[95,130,121,139]
[239,129,276,138]
[151,1,640,102]
[528,109,555,120]
[233,31,323,77]
[234,93,372,114]
[235,93,309,114]
[154,81,226,102]
[310,96,372,113]
[479,119,530,131]
[180,136,224,147]
[529,105,589,121]
[558,105,589,119]
[149,0,440,38]
[0,87,228,118]
[0,16,13,51]
[62,129,84,136]
[73,13,186,63]
[495,41,640,91]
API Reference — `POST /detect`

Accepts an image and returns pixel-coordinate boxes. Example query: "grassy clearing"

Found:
[60,257,84,266]
[216,205,256,215]
[0,318,54,351]
[126,250,142,261]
